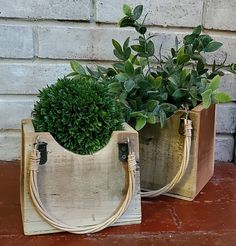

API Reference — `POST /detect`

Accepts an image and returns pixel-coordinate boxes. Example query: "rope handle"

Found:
[29,137,137,234]
[141,110,193,198]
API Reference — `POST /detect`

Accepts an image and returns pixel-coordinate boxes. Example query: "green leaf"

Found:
[172,89,187,99]
[147,40,155,56]
[200,35,213,47]
[201,89,213,108]
[112,39,123,54]
[146,100,159,112]
[175,36,179,50]
[160,103,177,112]
[124,47,131,60]
[193,25,202,35]
[208,75,220,91]
[147,114,157,124]
[190,90,202,101]
[114,49,124,60]
[70,61,86,75]
[177,47,190,64]
[125,60,134,75]
[130,111,148,118]
[124,79,135,92]
[66,71,78,77]
[135,117,146,131]
[183,34,196,45]
[119,16,135,27]
[131,45,144,52]
[123,4,132,16]
[108,82,122,94]
[107,68,117,77]
[133,5,143,20]
[204,41,223,52]
[197,59,205,74]
[153,76,162,89]
[191,54,206,64]
[123,37,130,51]
[135,25,147,34]
[115,73,129,82]
[213,92,231,103]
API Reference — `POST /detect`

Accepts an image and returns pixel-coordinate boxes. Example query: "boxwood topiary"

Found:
[32,76,124,155]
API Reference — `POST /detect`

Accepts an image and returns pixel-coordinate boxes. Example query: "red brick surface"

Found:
[0,161,235,245]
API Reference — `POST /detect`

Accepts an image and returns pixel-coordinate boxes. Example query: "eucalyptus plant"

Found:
[68,4,235,131]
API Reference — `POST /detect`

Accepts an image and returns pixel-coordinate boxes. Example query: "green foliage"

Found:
[32,77,123,155]
[67,5,234,131]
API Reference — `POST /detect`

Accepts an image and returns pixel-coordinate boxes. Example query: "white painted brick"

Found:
[204,0,236,31]
[37,25,236,65]
[216,103,236,134]
[0,25,34,58]
[215,134,234,162]
[0,131,20,161]
[0,62,70,94]
[220,72,236,101]
[96,0,203,27]
[0,61,111,94]
[0,98,35,129]
[37,26,137,60]
[0,0,90,21]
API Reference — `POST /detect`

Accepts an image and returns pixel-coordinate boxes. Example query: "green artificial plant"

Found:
[67,4,236,131]
[32,76,123,155]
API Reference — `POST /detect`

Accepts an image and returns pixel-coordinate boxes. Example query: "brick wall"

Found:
[0,0,235,161]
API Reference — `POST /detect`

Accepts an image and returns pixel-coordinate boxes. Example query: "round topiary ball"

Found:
[32,77,124,155]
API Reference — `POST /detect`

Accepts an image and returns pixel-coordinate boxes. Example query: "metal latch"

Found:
[34,140,48,165]
[118,143,128,162]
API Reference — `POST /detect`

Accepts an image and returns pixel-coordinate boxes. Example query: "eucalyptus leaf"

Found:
[147,40,155,56]
[70,61,86,75]
[123,4,132,16]
[135,116,147,131]
[192,25,202,35]
[133,5,143,20]
[160,103,177,112]
[204,42,223,52]
[147,114,157,124]
[213,92,231,103]
[112,39,123,54]
[124,79,135,92]
[201,89,213,108]
[207,75,220,91]
[125,60,134,75]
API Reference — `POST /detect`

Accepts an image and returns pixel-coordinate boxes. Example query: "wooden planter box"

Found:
[139,104,216,201]
[21,119,141,235]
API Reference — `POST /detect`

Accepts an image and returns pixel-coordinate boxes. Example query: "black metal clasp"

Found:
[34,137,48,165]
[118,138,133,162]
[118,143,128,162]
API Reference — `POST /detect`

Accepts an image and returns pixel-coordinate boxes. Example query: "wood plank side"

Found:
[21,120,141,235]
[195,105,215,197]
[139,109,201,200]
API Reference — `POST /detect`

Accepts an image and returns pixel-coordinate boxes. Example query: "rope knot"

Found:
[29,149,40,171]
[184,119,192,137]
[128,153,136,172]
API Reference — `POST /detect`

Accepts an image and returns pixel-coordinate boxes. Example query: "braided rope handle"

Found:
[29,139,137,234]
[141,118,193,198]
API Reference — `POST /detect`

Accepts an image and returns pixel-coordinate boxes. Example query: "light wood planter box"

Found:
[139,104,216,201]
[21,119,141,235]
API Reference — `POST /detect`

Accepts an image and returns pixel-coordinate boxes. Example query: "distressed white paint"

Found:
[0,0,90,21]
[204,0,236,31]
